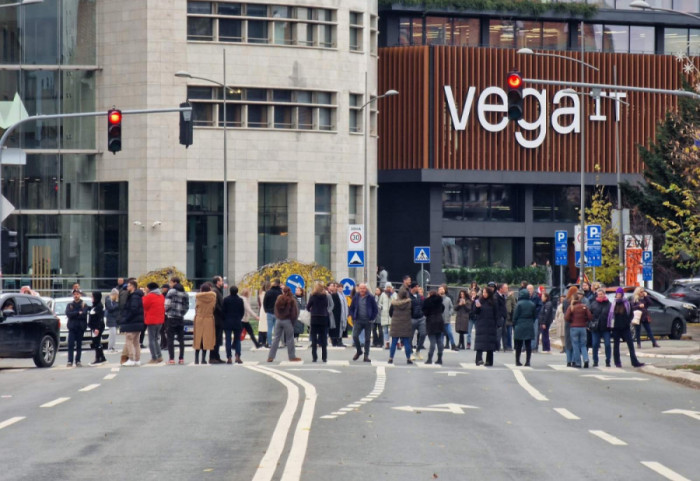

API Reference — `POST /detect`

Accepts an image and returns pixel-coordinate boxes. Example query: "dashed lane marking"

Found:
[512,369,549,401]
[78,384,100,392]
[322,366,387,419]
[589,430,627,446]
[553,408,580,420]
[641,462,692,481]
[0,416,25,430]
[103,374,117,380]
[40,397,70,408]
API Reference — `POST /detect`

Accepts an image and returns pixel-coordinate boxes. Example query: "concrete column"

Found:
[332,183,350,280]
[231,180,258,283]
[288,182,315,264]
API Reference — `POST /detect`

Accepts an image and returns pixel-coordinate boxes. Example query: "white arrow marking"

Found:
[392,403,479,414]
[287,369,341,373]
[582,374,648,381]
[662,409,700,421]
[436,371,468,377]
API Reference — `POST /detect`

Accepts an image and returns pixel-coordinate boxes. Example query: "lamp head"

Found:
[174,71,192,78]
[629,0,651,8]
[383,89,399,97]
[517,47,534,55]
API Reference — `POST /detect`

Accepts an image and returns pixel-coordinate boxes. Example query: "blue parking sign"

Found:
[554,230,568,266]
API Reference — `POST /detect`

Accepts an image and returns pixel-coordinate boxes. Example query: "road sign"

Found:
[643,266,653,282]
[414,246,430,263]
[347,251,365,268]
[554,230,568,266]
[348,224,364,250]
[285,274,305,291]
[339,278,355,296]
[642,251,652,266]
[1,195,15,222]
[586,224,602,267]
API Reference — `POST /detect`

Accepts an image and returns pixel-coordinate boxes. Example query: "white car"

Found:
[183,292,196,340]
[49,296,109,349]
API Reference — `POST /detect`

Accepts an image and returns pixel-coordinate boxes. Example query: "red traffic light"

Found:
[108,110,122,124]
[507,73,522,89]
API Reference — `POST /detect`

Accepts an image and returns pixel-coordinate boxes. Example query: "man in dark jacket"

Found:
[263,279,283,338]
[65,289,88,367]
[223,285,245,364]
[120,279,144,366]
[408,283,426,359]
[589,288,612,367]
[165,277,189,364]
[527,284,543,351]
[210,275,225,364]
[495,283,509,352]
[349,283,378,362]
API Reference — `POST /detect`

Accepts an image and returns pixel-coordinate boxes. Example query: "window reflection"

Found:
[258,184,289,266]
[442,184,523,221]
[442,237,516,268]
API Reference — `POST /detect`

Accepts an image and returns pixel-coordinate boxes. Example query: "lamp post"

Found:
[359,71,398,283]
[630,0,700,21]
[518,24,598,285]
[0,0,44,7]
[175,49,229,284]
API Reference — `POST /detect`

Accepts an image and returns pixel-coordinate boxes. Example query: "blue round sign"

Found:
[285,274,305,291]
[339,277,356,296]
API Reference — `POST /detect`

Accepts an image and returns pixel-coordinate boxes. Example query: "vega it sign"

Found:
[444,85,627,149]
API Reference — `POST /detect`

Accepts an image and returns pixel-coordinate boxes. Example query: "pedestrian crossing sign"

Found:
[414,246,430,263]
[348,250,365,267]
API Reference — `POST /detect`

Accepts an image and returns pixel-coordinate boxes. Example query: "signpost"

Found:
[347,224,365,270]
[414,246,430,291]
[339,277,356,297]
[575,224,601,280]
[554,230,567,295]
[642,250,653,285]
[625,235,653,287]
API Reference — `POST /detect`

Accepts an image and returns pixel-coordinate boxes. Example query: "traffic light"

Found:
[1,228,18,267]
[107,108,122,154]
[507,70,524,121]
[179,101,193,148]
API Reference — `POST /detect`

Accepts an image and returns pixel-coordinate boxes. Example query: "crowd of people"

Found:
[61,275,654,370]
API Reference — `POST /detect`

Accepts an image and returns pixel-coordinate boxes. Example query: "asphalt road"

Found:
[1,339,698,481]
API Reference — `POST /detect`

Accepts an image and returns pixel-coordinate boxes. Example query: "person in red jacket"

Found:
[142,282,165,364]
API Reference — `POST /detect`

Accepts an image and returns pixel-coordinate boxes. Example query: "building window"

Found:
[665,27,700,55]
[533,186,581,223]
[258,184,288,266]
[349,11,363,51]
[399,16,478,46]
[453,18,479,47]
[370,14,378,54]
[187,182,223,283]
[187,2,337,48]
[426,16,451,45]
[442,184,524,222]
[187,86,336,131]
[442,237,519,269]
[349,185,360,224]
[315,184,332,268]
[630,26,655,54]
[349,93,363,133]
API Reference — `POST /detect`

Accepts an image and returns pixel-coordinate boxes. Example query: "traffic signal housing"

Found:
[179,101,193,148]
[1,227,18,268]
[507,70,524,121]
[107,109,122,154]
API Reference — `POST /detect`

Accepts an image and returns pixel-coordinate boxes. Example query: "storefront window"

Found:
[489,19,515,48]
[453,18,479,46]
[315,184,332,268]
[258,183,288,266]
[542,22,569,50]
[630,26,655,54]
[187,182,223,283]
[426,16,450,45]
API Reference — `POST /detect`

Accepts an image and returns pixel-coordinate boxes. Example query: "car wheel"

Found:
[33,335,58,368]
[670,319,683,340]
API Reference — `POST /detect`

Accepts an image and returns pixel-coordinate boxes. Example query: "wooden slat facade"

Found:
[378,46,697,174]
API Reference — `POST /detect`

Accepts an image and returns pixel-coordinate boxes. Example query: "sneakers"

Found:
[75,362,82,367]
[289,358,302,362]
[123,360,137,367]
[178,359,185,365]
[66,362,73,368]
[415,352,423,360]
[148,359,159,365]
[168,360,176,365]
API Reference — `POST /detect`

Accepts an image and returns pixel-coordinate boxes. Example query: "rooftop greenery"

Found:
[378,0,599,18]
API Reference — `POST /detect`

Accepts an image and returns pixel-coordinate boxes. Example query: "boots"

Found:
[235,355,242,364]
[436,354,442,365]
[425,354,433,365]
[515,347,522,366]
[525,351,531,367]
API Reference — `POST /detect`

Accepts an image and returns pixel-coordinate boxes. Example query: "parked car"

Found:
[645,289,698,325]
[48,296,109,349]
[604,287,687,340]
[0,293,60,367]
[665,279,700,308]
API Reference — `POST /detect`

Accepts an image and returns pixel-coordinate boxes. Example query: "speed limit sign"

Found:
[348,224,365,250]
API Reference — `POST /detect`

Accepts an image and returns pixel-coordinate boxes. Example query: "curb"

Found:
[640,365,700,389]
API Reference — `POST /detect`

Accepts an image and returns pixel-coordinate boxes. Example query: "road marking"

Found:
[103,374,117,380]
[582,374,648,381]
[286,368,341,373]
[79,384,100,392]
[549,364,577,371]
[392,403,479,414]
[245,366,300,481]
[339,407,354,412]
[553,408,580,420]
[279,360,305,366]
[321,366,387,420]
[512,370,549,401]
[589,430,627,446]
[0,416,25,430]
[325,360,349,366]
[320,415,336,420]
[663,409,700,421]
[459,363,488,370]
[40,397,70,408]
[641,462,691,481]
[505,364,533,370]
[111,367,120,372]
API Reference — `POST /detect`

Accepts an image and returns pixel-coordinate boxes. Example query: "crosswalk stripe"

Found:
[0,417,25,430]
[40,397,70,408]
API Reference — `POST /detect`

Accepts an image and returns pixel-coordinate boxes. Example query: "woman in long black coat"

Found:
[422,291,445,365]
[474,287,499,366]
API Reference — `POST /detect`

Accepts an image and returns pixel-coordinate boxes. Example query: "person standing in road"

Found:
[495,283,509,352]
[388,288,414,364]
[439,285,457,351]
[608,287,645,368]
[105,288,119,352]
[631,287,660,349]
[165,276,189,365]
[527,284,542,352]
[142,282,165,364]
[88,291,107,366]
[194,283,217,365]
[120,280,145,366]
[306,282,330,362]
[473,287,498,366]
[561,286,578,364]
[349,282,379,362]
[328,282,348,347]
[223,285,245,364]
[513,289,536,366]
[159,284,170,351]
[454,289,471,350]
[258,282,269,348]
[590,288,612,367]
[372,286,384,348]
[408,282,427,360]
[505,287,517,352]
[423,290,445,365]
[466,288,479,349]
[378,283,395,349]
[240,288,261,349]
[267,286,302,362]
[538,292,554,353]
[554,301,565,353]
[117,277,130,365]
[65,289,88,367]
[377,266,388,286]
[565,294,592,368]
[294,286,307,346]
[209,276,226,364]
[263,279,283,346]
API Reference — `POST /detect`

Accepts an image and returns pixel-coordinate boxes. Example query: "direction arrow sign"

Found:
[285,274,305,291]
[339,277,355,296]
[662,409,700,421]
[392,403,479,414]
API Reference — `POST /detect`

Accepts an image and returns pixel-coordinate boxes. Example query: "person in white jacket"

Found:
[378,283,396,349]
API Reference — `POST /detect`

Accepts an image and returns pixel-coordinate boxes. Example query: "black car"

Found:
[0,293,60,368]
[665,279,700,308]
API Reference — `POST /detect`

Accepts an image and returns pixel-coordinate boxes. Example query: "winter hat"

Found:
[615,287,624,295]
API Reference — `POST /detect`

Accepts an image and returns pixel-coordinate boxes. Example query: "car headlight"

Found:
[682,303,695,310]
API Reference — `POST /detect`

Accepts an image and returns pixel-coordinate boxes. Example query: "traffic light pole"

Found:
[522,78,700,100]
[0,105,192,291]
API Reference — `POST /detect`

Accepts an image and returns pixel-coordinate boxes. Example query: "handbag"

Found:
[298,309,311,326]
[631,310,642,326]
[293,319,305,335]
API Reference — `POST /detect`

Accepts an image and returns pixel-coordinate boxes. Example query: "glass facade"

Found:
[187,182,223,284]
[442,237,520,269]
[442,184,524,222]
[315,184,332,268]
[258,183,288,266]
[533,186,582,223]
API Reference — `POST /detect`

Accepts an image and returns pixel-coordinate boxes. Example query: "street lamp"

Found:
[0,0,44,7]
[519,25,597,284]
[630,0,700,21]
[175,49,230,284]
[360,72,398,283]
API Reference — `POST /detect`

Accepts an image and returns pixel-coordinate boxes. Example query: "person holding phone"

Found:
[473,287,499,366]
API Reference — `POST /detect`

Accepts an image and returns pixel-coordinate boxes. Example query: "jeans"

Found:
[591,330,611,365]
[147,325,162,360]
[427,333,444,360]
[167,321,185,360]
[310,324,328,361]
[389,336,412,359]
[67,327,84,364]
[266,313,276,337]
[570,327,589,365]
[531,319,539,351]
[224,328,242,359]
[612,327,642,367]
[443,323,456,347]
[504,325,513,350]
[565,323,573,363]
[411,317,427,351]
[268,319,296,361]
[383,325,390,346]
[107,326,117,350]
[124,332,141,362]
[466,319,476,346]
[634,322,657,346]
[353,320,372,355]
[540,325,550,351]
